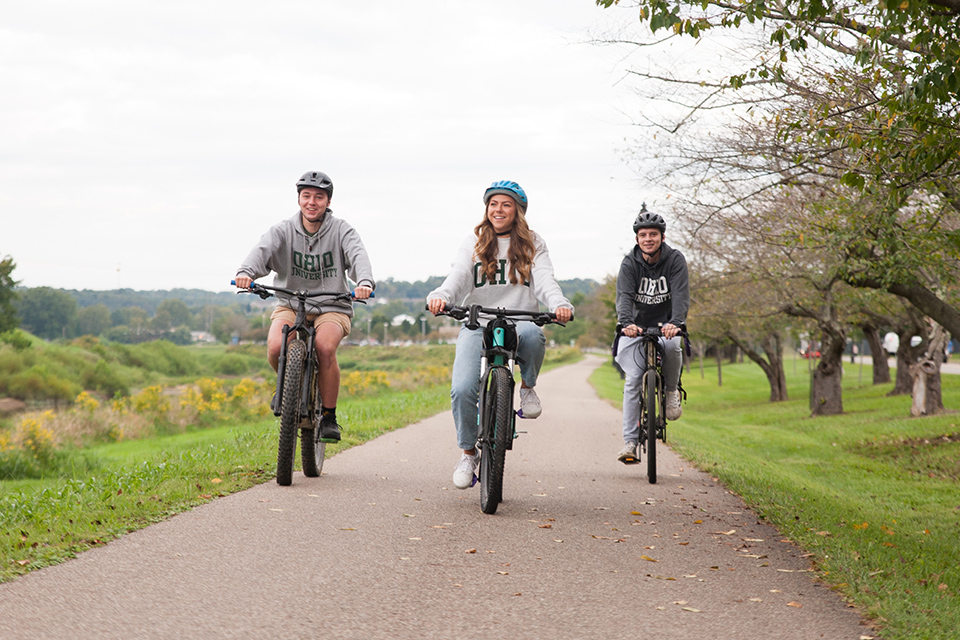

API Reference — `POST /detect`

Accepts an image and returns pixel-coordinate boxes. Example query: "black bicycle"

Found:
[622,324,687,484]
[434,304,569,514]
[234,280,369,486]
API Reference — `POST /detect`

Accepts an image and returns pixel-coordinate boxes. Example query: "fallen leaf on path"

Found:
[714,530,736,535]
[641,555,658,562]
[631,511,643,515]
[693,520,702,524]
[539,524,552,529]
[402,513,416,518]
[554,539,564,543]
[268,508,284,512]
[749,598,762,602]
[465,549,477,554]
[497,571,509,575]
[211,478,222,484]
[681,607,701,613]
[409,537,421,540]
[787,602,802,608]
[338,528,357,531]
[743,538,764,542]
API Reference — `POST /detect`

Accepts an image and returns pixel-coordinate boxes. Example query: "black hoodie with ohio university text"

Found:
[615,241,690,330]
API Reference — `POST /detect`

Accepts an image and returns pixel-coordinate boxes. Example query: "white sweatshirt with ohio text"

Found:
[427,232,573,324]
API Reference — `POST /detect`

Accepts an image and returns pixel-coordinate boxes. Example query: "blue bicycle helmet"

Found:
[483,180,528,211]
[296,171,334,197]
[632,202,666,233]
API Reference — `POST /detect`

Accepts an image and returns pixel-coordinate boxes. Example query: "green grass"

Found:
[590,356,960,640]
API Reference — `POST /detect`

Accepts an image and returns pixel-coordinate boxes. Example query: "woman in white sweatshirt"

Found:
[427,180,574,489]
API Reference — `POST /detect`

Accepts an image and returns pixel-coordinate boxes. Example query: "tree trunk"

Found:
[716,347,723,387]
[909,324,947,416]
[889,322,923,396]
[727,332,788,401]
[810,329,846,416]
[861,322,890,384]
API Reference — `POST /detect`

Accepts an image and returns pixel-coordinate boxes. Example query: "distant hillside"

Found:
[68,289,240,314]
[64,278,600,309]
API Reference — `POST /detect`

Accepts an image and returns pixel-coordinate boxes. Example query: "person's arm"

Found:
[667,253,690,327]
[615,256,637,327]
[427,236,475,314]
[340,224,375,295]
[235,227,282,287]
[529,238,573,321]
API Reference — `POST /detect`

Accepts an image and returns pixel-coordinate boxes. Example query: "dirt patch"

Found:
[0,398,27,415]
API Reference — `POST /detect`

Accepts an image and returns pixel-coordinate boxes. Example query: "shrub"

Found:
[0,330,32,352]
[214,353,250,376]
[81,360,130,398]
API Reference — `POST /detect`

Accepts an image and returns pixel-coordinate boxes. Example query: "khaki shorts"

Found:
[271,306,352,338]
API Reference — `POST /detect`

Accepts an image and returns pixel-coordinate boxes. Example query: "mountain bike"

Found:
[234,280,370,486]
[434,304,569,514]
[627,324,687,485]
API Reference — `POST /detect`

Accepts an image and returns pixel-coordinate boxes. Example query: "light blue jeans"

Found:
[451,322,546,451]
[615,334,682,444]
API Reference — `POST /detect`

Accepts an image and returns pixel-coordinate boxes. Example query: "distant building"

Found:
[190,331,218,344]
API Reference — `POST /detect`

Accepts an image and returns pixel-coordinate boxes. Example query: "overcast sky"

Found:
[2,0,669,293]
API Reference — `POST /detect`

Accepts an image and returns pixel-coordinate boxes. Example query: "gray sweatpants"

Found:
[614,334,682,444]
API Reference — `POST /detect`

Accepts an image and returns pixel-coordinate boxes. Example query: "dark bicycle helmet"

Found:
[483,180,528,211]
[296,171,334,196]
[632,202,666,233]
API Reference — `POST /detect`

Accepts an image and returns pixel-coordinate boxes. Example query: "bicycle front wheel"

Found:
[643,369,659,484]
[300,367,325,478]
[479,367,512,515]
[277,339,306,486]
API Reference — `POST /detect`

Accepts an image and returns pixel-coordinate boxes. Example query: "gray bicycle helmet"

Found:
[632,203,666,233]
[296,171,334,196]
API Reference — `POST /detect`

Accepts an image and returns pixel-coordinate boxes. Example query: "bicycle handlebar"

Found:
[429,303,571,330]
[231,280,373,303]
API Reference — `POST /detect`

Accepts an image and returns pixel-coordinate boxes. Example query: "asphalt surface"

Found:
[0,356,873,640]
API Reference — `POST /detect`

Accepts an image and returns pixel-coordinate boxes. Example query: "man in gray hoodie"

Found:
[614,204,689,464]
[234,171,375,443]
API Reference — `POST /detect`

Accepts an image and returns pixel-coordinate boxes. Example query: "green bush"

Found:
[80,360,130,398]
[212,354,250,376]
[6,365,80,402]
[0,330,32,352]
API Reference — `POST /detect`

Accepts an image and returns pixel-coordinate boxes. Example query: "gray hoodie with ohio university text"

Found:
[616,241,689,330]
[235,210,375,317]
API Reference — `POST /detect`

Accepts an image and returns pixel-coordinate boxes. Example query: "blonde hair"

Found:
[473,201,536,285]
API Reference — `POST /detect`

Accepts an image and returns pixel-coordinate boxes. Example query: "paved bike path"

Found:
[0,355,872,640]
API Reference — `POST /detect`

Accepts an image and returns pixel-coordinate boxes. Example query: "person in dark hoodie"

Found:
[613,204,689,464]
[234,171,375,443]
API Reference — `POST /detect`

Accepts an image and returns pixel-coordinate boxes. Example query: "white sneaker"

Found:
[518,387,542,419]
[617,441,639,464]
[452,453,478,489]
[666,391,682,421]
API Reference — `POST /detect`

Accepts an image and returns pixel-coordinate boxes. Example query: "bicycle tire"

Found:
[277,338,306,486]
[479,367,512,514]
[300,366,325,478]
[644,369,659,484]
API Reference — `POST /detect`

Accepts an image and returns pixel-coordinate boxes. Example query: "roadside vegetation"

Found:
[0,337,580,583]
[591,357,960,640]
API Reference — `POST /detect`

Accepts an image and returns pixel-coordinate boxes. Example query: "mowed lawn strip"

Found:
[590,356,960,640]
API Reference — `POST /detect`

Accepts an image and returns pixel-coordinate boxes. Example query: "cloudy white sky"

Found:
[2,0,670,293]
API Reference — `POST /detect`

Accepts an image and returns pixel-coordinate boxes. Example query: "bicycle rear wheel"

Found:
[643,369,659,484]
[300,367,325,478]
[277,339,306,486]
[479,367,512,515]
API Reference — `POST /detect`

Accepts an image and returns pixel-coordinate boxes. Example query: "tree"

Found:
[76,304,112,337]
[0,255,18,333]
[155,298,192,328]
[16,287,78,340]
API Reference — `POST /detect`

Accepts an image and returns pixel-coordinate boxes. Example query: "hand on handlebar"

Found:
[234,276,253,290]
[353,285,373,301]
[554,307,573,323]
[427,298,446,315]
[661,323,681,339]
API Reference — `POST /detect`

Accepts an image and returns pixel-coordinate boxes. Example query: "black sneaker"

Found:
[319,417,342,443]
